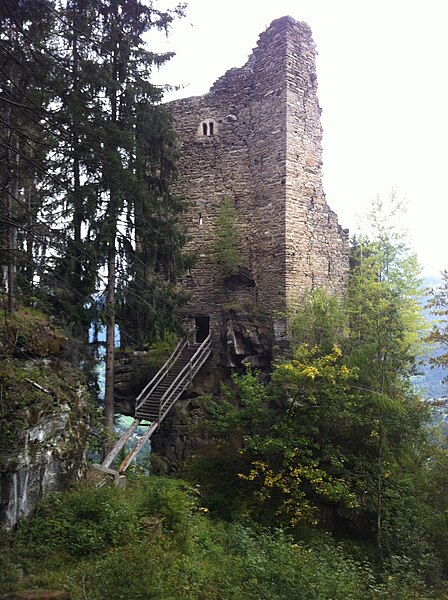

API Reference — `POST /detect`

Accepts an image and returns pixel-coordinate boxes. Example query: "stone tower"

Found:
[167,16,349,370]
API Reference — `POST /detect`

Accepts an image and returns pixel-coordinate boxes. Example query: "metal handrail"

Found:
[158,334,212,421]
[135,338,187,412]
[110,334,212,476]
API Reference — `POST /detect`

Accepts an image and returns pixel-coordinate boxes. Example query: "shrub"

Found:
[135,477,197,537]
[148,331,179,368]
[17,485,138,558]
[5,477,443,599]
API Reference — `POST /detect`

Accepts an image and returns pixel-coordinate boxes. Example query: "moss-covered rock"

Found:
[0,308,66,358]
[0,310,91,530]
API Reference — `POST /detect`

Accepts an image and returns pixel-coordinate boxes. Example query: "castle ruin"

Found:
[167,16,349,371]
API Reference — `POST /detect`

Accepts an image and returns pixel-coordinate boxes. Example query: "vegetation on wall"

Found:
[213,197,243,277]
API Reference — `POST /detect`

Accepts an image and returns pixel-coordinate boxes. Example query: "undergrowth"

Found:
[0,476,445,599]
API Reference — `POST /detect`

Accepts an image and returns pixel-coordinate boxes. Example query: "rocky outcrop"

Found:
[0,310,91,530]
[223,308,273,370]
[149,309,273,468]
[112,308,275,470]
[0,376,90,530]
[0,308,67,359]
[114,351,157,415]
[151,395,211,470]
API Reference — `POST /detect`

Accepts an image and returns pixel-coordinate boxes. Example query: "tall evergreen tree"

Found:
[1,0,187,454]
[0,0,57,310]
[45,0,102,337]
[117,102,189,348]
[73,0,186,453]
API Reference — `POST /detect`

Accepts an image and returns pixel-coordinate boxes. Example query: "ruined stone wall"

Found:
[283,19,349,302]
[167,16,349,360]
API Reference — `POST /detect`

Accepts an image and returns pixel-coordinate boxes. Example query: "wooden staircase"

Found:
[102,334,212,474]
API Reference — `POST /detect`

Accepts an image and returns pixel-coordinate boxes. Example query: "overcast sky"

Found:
[150,0,448,277]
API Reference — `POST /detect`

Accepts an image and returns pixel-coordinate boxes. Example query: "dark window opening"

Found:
[209,121,214,135]
[202,122,208,135]
[195,316,210,343]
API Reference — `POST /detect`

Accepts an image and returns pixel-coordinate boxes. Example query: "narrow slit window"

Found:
[199,212,203,225]
[202,122,208,135]
[209,121,214,135]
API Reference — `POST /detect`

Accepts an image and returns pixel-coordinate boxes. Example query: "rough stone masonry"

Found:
[167,16,349,365]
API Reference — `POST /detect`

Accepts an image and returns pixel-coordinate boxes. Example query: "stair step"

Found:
[105,340,211,475]
[137,407,159,413]
[136,415,159,421]
[135,340,211,422]
[137,413,159,419]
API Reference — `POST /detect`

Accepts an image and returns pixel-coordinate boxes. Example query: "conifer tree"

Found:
[0,0,57,311]
[1,0,187,454]
[77,0,185,453]
[46,0,102,337]
[117,102,189,348]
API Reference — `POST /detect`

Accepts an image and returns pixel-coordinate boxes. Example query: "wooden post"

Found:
[118,421,158,474]
[102,419,141,468]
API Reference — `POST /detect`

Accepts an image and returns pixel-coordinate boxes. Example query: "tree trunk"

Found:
[104,238,116,456]
[24,177,36,293]
[71,4,83,294]
[103,7,119,457]
[376,431,384,559]
[7,127,18,314]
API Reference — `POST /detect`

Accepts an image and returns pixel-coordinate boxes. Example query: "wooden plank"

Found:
[102,418,141,468]
[118,421,159,474]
